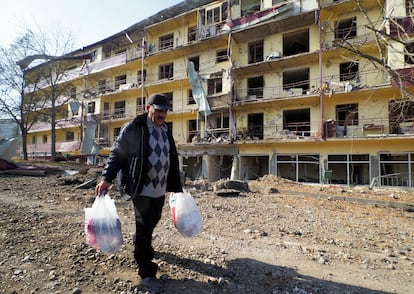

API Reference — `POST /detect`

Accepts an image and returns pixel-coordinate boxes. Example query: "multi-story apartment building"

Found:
[24,0,414,187]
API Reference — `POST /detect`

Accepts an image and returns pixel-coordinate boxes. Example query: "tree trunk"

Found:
[50,88,57,161]
[21,127,28,160]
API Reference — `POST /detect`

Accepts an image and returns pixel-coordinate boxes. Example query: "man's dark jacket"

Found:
[101,113,182,198]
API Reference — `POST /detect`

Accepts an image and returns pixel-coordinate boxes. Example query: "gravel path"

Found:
[0,165,413,293]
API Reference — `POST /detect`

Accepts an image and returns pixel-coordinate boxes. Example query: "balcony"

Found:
[25,140,81,157]
[100,107,136,122]
[98,77,141,98]
[81,52,127,76]
[322,22,381,50]
[146,23,226,57]
[390,16,414,37]
[234,68,390,103]
[184,111,414,145]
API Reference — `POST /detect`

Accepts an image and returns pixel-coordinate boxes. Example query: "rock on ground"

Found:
[0,162,413,293]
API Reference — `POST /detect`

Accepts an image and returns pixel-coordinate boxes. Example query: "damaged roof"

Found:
[74,0,217,54]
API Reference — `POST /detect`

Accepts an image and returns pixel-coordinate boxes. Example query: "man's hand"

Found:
[95,180,111,196]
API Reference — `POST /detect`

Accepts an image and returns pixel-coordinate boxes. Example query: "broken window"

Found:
[283,29,309,57]
[31,136,37,144]
[198,3,227,38]
[340,62,359,81]
[283,68,309,94]
[208,113,229,138]
[247,113,263,139]
[379,152,414,187]
[207,73,223,95]
[335,17,357,40]
[248,40,264,64]
[114,101,126,118]
[188,89,196,105]
[189,56,200,72]
[240,155,269,180]
[159,63,174,80]
[98,80,106,94]
[115,74,126,89]
[136,97,145,114]
[87,102,95,114]
[137,69,146,85]
[276,154,320,183]
[188,26,197,43]
[208,6,220,24]
[389,99,414,134]
[221,1,228,20]
[42,135,47,144]
[283,108,311,136]
[102,102,110,120]
[216,50,228,63]
[188,119,197,143]
[216,116,229,129]
[182,156,202,180]
[335,103,358,137]
[199,2,227,25]
[247,76,264,98]
[159,33,174,50]
[327,154,370,185]
[336,103,358,127]
[98,124,109,144]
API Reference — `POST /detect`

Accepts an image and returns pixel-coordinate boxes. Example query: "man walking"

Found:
[96,93,183,292]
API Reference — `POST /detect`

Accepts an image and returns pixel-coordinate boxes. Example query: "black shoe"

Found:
[141,277,163,293]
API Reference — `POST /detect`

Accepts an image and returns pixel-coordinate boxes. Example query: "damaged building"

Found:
[23,0,414,187]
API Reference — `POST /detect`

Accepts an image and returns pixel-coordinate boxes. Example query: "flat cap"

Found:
[148,94,170,110]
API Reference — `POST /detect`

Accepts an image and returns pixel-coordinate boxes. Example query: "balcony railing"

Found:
[322,22,382,49]
[24,140,82,156]
[100,107,136,122]
[147,23,226,55]
[179,115,414,145]
[234,68,390,103]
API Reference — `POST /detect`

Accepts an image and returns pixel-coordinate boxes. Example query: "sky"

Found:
[0,0,183,49]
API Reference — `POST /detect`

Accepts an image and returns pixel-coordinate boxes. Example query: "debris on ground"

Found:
[0,162,413,293]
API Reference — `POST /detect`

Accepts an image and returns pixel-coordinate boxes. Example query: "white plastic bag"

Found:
[84,194,123,254]
[169,190,203,237]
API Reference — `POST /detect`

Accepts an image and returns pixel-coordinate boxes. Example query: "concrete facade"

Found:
[25,0,414,187]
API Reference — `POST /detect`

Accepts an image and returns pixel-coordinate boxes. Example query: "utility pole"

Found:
[141,37,145,106]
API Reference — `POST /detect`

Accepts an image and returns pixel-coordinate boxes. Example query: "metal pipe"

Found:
[318,1,325,140]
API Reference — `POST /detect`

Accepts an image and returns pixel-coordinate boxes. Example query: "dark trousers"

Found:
[132,195,165,279]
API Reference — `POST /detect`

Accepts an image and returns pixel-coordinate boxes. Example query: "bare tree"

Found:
[0,32,48,160]
[0,27,90,161]
[322,1,414,130]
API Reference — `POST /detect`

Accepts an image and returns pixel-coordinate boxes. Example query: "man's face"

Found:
[146,105,167,127]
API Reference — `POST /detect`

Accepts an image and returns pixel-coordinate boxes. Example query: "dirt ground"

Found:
[0,161,413,294]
